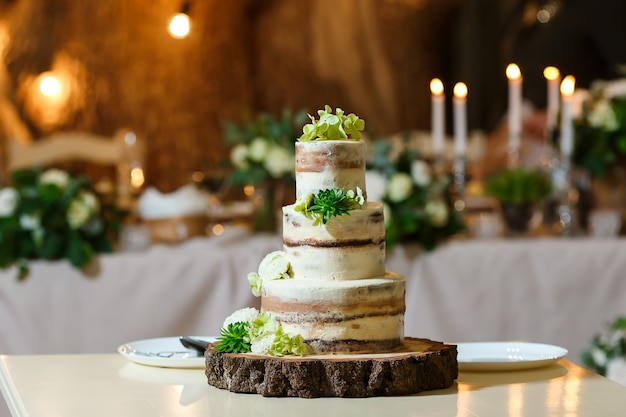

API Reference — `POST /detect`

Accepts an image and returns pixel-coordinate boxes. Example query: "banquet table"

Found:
[2,354,626,417]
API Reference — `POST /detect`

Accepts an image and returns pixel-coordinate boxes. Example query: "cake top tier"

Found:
[295,140,366,198]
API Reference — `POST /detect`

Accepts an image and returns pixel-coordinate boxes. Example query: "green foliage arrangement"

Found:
[483,168,552,205]
[582,316,626,378]
[367,139,465,250]
[573,78,626,179]
[294,188,365,226]
[214,307,309,356]
[224,108,308,186]
[0,167,116,280]
[298,105,365,141]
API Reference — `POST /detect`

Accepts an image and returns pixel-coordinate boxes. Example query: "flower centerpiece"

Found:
[223,108,308,231]
[573,78,626,179]
[0,167,116,280]
[366,139,465,250]
[582,316,626,386]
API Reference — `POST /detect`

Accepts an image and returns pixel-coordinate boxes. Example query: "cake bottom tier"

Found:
[261,272,405,353]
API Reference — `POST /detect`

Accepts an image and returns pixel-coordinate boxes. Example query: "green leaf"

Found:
[214,322,252,353]
[66,232,93,268]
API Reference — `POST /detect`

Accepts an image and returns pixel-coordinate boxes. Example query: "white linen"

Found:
[1,230,625,367]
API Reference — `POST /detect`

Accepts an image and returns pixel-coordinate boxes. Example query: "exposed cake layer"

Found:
[261,272,405,353]
[282,202,385,281]
[295,140,366,198]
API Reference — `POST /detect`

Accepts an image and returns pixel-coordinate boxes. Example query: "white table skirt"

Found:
[1,228,625,366]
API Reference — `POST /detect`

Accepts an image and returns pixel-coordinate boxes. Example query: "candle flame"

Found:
[506,63,522,80]
[543,66,560,81]
[560,75,576,96]
[453,82,468,99]
[430,78,444,95]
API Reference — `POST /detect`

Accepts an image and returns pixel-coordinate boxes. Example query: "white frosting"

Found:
[295,140,366,198]
[262,273,405,345]
[282,202,385,281]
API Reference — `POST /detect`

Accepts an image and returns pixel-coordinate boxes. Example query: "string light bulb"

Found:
[168,2,191,39]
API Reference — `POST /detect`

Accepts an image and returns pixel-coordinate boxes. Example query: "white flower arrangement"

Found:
[583,316,626,386]
[0,167,114,280]
[573,78,626,179]
[367,139,465,250]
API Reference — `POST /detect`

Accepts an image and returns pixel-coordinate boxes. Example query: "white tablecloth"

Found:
[1,228,625,365]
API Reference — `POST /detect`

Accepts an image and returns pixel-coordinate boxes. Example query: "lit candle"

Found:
[560,75,576,158]
[506,63,522,152]
[453,82,468,157]
[430,78,445,159]
[543,66,561,136]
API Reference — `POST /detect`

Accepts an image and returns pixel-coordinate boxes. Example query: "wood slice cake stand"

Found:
[204,337,458,398]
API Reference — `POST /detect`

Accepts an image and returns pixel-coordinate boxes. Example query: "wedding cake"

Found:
[262,139,405,353]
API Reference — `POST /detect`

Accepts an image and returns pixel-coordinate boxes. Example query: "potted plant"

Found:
[483,167,552,233]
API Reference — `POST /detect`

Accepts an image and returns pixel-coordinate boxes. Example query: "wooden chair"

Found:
[6,129,144,208]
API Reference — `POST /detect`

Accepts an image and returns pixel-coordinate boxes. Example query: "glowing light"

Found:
[430,78,444,95]
[453,82,468,99]
[168,13,190,39]
[130,168,145,189]
[243,185,255,197]
[506,63,522,80]
[212,224,225,236]
[560,75,576,96]
[38,73,62,97]
[543,66,560,81]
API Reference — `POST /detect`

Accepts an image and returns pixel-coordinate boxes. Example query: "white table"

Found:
[2,354,626,417]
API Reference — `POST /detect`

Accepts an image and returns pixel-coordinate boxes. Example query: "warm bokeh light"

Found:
[243,184,255,197]
[506,63,522,80]
[430,78,444,95]
[168,13,190,39]
[543,66,560,81]
[130,167,145,189]
[38,72,62,97]
[560,75,576,96]
[453,82,468,99]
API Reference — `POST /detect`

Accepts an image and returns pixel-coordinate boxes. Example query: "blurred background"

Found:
[0,0,516,192]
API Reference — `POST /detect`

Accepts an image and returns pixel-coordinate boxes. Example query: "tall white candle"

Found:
[543,66,561,135]
[430,78,445,159]
[453,82,468,157]
[560,75,576,158]
[506,63,522,152]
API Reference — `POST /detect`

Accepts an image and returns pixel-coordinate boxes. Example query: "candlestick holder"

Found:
[452,154,466,213]
[506,141,520,170]
[552,154,580,237]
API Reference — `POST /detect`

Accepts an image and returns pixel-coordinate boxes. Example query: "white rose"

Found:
[222,307,260,328]
[258,251,292,281]
[386,173,413,203]
[591,347,608,368]
[365,171,386,202]
[588,99,619,131]
[19,213,40,230]
[66,199,91,229]
[411,160,431,187]
[40,169,69,189]
[250,333,275,354]
[264,147,294,178]
[425,199,449,227]
[230,144,249,169]
[248,137,271,162]
[79,191,100,213]
[0,187,19,217]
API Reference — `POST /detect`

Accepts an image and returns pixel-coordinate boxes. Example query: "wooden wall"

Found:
[0,0,465,192]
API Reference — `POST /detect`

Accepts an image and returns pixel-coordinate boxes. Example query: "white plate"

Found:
[118,336,216,368]
[457,342,568,371]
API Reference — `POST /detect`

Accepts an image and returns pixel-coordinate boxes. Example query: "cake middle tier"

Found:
[261,272,406,354]
[282,201,386,281]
